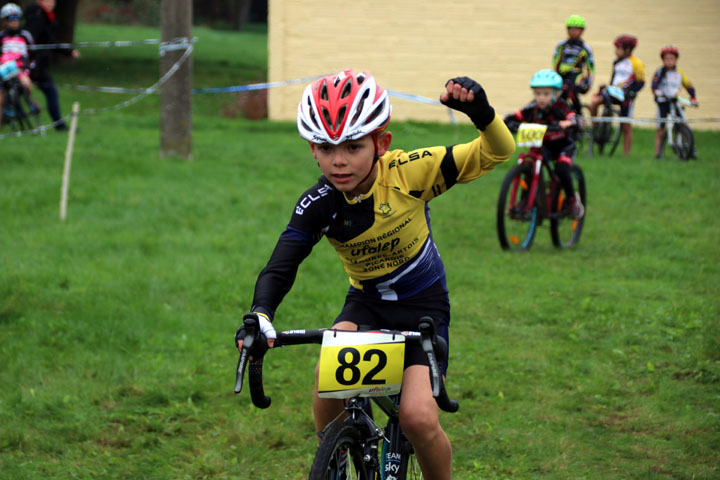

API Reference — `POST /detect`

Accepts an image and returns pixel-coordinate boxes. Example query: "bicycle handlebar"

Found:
[504,119,567,135]
[234,314,459,413]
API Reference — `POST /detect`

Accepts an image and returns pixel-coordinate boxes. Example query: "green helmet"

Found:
[566,14,586,29]
[530,69,563,89]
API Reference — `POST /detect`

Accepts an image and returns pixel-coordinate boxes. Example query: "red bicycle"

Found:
[496,123,586,251]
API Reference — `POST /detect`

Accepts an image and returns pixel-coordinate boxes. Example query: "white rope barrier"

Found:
[4,34,719,139]
[581,115,720,125]
[0,38,196,139]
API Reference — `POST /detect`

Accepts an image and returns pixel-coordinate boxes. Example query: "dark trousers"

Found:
[34,78,66,128]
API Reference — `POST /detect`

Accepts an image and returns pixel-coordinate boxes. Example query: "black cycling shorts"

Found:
[333,280,450,373]
[656,102,672,129]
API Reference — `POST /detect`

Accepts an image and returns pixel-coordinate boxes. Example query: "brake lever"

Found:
[417,318,441,397]
[418,317,460,413]
[234,315,258,394]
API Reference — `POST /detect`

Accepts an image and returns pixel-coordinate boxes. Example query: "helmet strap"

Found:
[356,132,380,188]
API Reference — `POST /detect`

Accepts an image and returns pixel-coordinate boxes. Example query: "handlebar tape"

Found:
[249,359,271,409]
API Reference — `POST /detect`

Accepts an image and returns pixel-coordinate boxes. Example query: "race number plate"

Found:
[317,331,405,399]
[516,123,548,147]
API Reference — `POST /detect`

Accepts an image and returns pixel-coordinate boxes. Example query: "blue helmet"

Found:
[530,69,563,90]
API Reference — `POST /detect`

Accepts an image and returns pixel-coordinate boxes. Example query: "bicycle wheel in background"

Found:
[608,116,623,157]
[309,422,374,480]
[19,89,40,131]
[670,123,694,160]
[588,105,615,157]
[497,163,540,251]
[575,104,593,151]
[551,164,586,248]
[5,84,40,132]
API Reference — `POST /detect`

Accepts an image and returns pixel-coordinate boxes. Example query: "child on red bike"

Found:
[552,14,595,115]
[652,45,698,158]
[504,69,584,219]
[0,3,35,127]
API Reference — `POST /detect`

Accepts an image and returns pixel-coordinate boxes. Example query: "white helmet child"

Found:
[0,3,23,19]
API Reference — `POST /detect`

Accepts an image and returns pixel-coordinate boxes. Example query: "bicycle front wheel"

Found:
[309,422,374,480]
[6,87,40,132]
[588,106,615,157]
[551,165,586,248]
[608,116,623,157]
[497,163,540,251]
[670,123,694,160]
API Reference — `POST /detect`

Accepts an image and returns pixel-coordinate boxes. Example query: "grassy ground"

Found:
[1,23,719,480]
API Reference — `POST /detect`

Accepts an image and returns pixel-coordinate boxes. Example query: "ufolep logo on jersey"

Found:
[350,237,400,257]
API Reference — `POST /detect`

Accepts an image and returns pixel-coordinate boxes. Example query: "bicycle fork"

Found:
[510,157,542,218]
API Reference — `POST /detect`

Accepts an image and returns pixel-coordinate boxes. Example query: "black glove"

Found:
[440,76,495,130]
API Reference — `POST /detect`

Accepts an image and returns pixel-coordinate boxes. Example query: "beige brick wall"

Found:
[269,0,720,129]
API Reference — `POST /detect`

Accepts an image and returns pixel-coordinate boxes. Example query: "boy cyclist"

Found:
[504,69,584,219]
[0,3,36,127]
[236,69,515,478]
[552,14,595,115]
[590,34,645,156]
[652,45,698,158]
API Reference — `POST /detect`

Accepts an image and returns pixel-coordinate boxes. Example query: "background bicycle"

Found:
[658,96,697,160]
[560,83,593,150]
[0,59,41,132]
[497,123,586,251]
[235,314,459,480]
[587,85,623,157]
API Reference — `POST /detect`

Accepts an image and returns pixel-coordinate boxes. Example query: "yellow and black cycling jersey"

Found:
[611,55,645,93]
[251,116,514,314]
[553,38,595,90]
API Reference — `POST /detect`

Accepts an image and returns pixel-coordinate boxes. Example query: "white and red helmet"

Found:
[297,69,391,145]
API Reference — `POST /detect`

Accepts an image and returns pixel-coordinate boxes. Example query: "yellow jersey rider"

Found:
[237,70,515,478]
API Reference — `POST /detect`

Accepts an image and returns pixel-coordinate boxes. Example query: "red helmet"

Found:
[297,69,391,145]
[614,35,637,50]
[660,45,679,58]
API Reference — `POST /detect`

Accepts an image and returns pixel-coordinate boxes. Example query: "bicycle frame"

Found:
[1,77,40,132]
[664,100,687,144]
[659,98,696,161]
[497,136,586,250]
[588,87,623,157]
[234,314,458,479]
[509,147,559,222]
[339,394,415,478]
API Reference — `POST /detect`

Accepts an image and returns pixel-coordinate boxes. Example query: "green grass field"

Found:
[1,23,719,480]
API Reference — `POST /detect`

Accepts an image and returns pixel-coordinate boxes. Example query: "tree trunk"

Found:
[232,0,251,30]
[54,0,80,44]
[160,0,193,160]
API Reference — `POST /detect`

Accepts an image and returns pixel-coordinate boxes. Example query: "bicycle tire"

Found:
[19,89,40,131]
[608,117,623,157]
[670,123,694,161]
[4,83,38,132]
[588,105,615,157]
[309,421,374,480]
[551,165,586,248]
[497,163,540,251]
